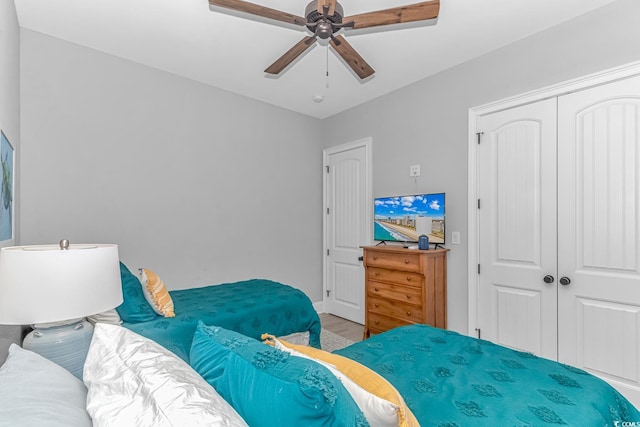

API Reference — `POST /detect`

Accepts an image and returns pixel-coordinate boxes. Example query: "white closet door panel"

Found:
[478,98,558,359]
[558,73,640,404]
[495,285,542,354]
[579,102,638,271]
[496,122,541,264]
[577,299,639,380]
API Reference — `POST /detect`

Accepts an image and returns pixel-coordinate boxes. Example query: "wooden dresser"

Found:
[362,245,448,337]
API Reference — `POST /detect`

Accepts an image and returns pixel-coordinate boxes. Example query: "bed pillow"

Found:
[87,308,122,325]
[115,262,157,323]
[190,322,369,427]
[138,268,175,317]
[273,338,419,427]
[0,344,92,426]
[84,323,247,427]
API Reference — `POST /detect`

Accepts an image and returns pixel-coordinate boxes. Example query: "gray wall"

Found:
[0,0,20,209]
[323,0,640,333]
[20,30,325,300]
[0,0,22,363]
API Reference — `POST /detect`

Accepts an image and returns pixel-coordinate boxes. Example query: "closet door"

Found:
[477,98,558,360]
[557,74,640,404]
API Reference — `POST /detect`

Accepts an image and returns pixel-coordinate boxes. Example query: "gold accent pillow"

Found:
[138,268,175,318]
[263,335,419,427]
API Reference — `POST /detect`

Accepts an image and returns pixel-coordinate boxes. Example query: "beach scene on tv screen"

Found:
[374,194,445,244]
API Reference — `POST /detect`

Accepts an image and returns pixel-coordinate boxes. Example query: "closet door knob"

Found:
[543,275,555,284]
[559,277,571,286]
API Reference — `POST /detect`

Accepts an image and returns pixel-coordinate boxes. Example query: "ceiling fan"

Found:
[208,0,440,80]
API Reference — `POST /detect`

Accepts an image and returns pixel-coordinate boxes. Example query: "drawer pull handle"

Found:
[374,303,379,308]
[374,271,380,276]
[404,259,410,264]
[406,311,411,316]
[406,295,411,299]
[374,320,380,325]
[406,277,412,282]
[374,288,379,292]
[373,256,378,261]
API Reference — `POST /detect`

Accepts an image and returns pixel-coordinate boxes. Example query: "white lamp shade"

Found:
[0,243,123,325]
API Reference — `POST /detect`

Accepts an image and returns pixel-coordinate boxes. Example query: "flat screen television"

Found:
[374,193,445,245]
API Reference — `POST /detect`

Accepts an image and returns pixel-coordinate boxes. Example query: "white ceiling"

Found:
[14,0,618,119]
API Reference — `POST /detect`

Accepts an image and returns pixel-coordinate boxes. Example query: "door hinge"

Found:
[326,165,330,173]
[475,328,481,339]
[326,289,331,297]
[327,249,330,256]
[476,132,484,144]
[477,199,481,209]
[477,264,481,274]
[327,207,330,215]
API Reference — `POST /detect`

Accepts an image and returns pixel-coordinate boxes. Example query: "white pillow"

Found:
[0,344,92,427]
[272,338,400,427]
[87,308,122,325]
[84,323,247,427]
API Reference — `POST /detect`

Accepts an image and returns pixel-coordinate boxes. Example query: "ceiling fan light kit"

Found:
[209,0,440,80]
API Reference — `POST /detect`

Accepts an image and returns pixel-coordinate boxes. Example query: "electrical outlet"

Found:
[410,164,420,177]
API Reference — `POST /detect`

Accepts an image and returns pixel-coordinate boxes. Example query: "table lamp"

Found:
[0,240,123,378]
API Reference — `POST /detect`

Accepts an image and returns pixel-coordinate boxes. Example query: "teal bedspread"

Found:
[335,324,640,426]
[124,279,321,362]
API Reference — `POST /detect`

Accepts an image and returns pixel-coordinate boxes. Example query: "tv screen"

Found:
[374,193,445,245]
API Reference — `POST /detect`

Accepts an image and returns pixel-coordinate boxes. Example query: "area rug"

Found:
[321,328,355,352]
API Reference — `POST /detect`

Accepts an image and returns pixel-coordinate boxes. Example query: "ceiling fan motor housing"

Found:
[305,1,344,38]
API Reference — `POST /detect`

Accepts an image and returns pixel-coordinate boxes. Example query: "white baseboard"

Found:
[313,300,325,314]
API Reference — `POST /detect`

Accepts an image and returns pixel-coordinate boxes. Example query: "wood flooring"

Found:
[319,313,364,343]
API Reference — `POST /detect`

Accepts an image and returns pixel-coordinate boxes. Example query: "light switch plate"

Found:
[451,231,460,244]
[410,164,420,177]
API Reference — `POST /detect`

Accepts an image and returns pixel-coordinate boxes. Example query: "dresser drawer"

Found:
[367,312,413,332]
[367,280,422,304]
[365,251,421,273]
[368,296,423,323]
[367,267,423,288]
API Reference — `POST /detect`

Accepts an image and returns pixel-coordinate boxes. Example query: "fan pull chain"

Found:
[326,44,330,89]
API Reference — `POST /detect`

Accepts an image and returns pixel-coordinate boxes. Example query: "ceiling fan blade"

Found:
[343,0,440,30]
[209,0,306,26]
[317,0,336,16]
[265,36,317,75]
[329,35,374,80]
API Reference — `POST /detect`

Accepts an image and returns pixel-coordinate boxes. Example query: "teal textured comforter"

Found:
[335,324,639,426]
[125,279,321,362]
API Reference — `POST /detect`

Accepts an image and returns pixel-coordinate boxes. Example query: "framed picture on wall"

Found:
[0,130,14,246]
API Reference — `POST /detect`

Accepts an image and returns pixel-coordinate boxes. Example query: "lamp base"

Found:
[23,319,94,379]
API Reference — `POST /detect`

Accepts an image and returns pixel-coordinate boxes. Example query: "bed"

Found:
[116,263,322,362]
[1,321,638,427]
[334,324,640,426]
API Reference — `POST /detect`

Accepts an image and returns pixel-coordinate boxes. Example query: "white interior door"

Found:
[324,139,371,324]
[557,74,640,404]
[477,98,559,360]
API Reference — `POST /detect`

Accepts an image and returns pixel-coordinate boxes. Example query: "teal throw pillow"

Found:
[190,322,369,427]
[115,262,157,323]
